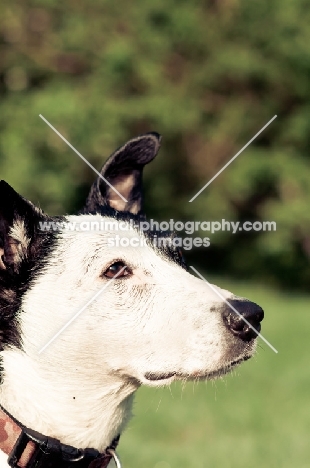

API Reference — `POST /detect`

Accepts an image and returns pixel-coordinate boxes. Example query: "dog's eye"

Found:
[103,261,131,279]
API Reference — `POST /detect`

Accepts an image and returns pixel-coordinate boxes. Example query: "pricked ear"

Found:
[83,132,161,214]
[0,181,44,273]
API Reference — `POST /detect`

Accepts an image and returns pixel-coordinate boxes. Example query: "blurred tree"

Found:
[0,0,309,289]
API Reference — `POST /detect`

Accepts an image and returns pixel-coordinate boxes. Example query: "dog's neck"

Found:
[0,347,138,454]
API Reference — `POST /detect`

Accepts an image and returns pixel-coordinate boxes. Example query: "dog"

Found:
[0,133,263,468]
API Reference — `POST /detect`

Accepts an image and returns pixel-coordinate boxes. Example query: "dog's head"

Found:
[0,133,263,389]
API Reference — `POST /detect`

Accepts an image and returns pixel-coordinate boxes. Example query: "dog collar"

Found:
[0,405,120,468]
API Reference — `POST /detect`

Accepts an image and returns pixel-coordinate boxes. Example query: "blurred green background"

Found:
[1,0,310,289]
[0,1,309,467]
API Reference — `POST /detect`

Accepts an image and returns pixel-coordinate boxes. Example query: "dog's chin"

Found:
[143,355,252,387]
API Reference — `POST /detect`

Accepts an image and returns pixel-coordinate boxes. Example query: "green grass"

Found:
[118,278,310,468]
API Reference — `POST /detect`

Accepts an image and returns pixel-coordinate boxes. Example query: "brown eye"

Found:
[103,261,131,279]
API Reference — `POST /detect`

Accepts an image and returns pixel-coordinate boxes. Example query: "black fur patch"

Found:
[0,217,59,381]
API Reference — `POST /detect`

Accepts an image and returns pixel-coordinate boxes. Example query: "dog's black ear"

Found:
[84,132,161,214]
[0,181,44,273]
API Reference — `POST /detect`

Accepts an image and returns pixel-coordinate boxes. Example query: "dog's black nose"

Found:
[222,299,264,342]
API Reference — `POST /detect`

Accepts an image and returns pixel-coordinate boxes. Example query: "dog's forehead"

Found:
[65,214,146,241]
[53,214,183,271]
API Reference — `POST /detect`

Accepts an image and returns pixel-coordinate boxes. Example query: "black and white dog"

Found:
[0,133,263,468]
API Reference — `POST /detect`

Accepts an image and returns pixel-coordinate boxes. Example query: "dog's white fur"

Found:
[0,214,254,467]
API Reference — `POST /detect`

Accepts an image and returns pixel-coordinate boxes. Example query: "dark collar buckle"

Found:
[8,429,32,468]
[7,427,102,468]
